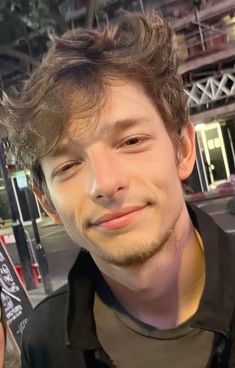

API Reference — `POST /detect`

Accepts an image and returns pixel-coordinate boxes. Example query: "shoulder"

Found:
[32,283,67,320]
[23,284,68,345]
[34,283,68,313]
[188,202,235,244]
[21,284,85,368]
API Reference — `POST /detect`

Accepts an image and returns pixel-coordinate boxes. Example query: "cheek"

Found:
[49,185,82,214]
[140,155,180,191]
[51,190,87,232]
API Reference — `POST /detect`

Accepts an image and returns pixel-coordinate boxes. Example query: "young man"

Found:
[1,12,234,368]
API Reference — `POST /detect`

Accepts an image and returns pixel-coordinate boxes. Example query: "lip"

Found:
[90,205,147,230]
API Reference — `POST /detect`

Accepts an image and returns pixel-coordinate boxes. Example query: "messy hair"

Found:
[0,11,188,188]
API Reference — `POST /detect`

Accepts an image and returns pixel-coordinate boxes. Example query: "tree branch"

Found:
[0,46,36,66]
[85,0,97,28]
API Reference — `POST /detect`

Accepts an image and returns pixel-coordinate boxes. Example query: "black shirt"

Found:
[21,204,235,368]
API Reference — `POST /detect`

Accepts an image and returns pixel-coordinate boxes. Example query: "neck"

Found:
[92,206,205,330]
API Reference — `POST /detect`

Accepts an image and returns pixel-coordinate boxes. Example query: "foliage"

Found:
[0,0,53,46]
[0,0,78,89]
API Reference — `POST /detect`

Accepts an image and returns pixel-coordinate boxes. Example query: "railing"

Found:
[185,70,235,108]
[175,17,235,61]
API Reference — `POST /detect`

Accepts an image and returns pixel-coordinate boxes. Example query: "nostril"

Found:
[95,186,124,199]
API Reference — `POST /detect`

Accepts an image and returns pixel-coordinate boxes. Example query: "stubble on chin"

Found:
[99,227,174,268]
[79,202,185,268]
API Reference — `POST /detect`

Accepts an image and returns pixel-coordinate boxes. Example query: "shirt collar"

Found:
[188,204,235,337]
[65,203,235,349]
[65,251,101,350]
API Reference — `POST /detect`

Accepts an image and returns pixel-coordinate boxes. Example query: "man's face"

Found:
[41,80,195,267]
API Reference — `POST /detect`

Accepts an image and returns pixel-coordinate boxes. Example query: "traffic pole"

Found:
[24,188,53,295]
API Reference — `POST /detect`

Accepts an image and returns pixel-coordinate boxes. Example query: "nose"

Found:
[88,147,129,204]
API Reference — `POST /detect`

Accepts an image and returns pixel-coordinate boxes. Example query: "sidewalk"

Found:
[0,214,55,237]
[185,186,235,202]
[0,215,77,307]
[27,276,67,307]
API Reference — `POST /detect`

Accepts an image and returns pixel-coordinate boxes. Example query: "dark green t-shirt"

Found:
[94,282,214,368]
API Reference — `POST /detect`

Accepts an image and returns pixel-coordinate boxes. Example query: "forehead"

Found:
[50,117,154,157]
[47,79,167,156]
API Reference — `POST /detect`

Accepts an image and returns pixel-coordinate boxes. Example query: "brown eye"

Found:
[61,163,75,172]
[125,137,140,146]
[53,161,81,179]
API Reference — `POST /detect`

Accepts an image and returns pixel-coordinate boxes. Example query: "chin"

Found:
[98,231,172,268]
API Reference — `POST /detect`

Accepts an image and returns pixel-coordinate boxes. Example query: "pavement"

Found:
[27,277,67,307]
[0,215,74,307]
[185,186,235,203]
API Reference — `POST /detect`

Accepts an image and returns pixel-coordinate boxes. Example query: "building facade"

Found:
[100,0,235,192]
[171,0,235,191]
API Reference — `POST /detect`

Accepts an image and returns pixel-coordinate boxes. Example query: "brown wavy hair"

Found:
[0,11,188,188]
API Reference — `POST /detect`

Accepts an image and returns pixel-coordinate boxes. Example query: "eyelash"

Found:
[118,136,147,148]
[53,162,80,178]
[52,136,149,179]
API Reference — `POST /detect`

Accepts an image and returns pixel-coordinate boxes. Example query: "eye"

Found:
[52,161,81,179]
[60,163,76,172]
[124,137,141,146]
[119,136,147,148]
[117,135,151,152]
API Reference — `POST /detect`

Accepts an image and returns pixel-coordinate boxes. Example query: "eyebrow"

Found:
[100,117,151,135]
[50,117,150,158]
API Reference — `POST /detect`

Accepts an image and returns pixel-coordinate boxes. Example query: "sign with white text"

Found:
[0,240,33,351]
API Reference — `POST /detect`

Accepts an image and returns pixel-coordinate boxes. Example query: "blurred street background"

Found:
[0,0,234,314]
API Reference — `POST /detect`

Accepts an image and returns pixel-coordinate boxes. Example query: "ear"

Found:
[177,121,196,181]
[33,185,62,225]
